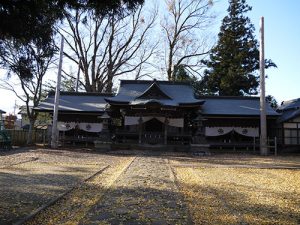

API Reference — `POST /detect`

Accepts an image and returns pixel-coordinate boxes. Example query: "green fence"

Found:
[6,129,48,145]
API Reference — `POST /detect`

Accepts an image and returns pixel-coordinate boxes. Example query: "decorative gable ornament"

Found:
[136,80,172,100]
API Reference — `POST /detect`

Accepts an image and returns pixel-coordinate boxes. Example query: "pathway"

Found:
[79,156,191,225]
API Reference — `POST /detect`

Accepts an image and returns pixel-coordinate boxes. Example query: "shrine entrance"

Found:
[144,118,164,132]
[143,118,164,145]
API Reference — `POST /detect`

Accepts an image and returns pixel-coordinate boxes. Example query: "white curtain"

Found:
[143,116,156,123]
[79,123,103,132]
[205,127,233,136]
[156,117,166,124]
[168,118,184,127]
[125,116,184,127]
[205,126,259,137]
[57,122,76,131]
[125,116,140,125]
[234,127,259,137]
[155,117,184,127]
[125,116,161,125]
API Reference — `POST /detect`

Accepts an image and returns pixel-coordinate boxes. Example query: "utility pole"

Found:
[260,17,268,155]
[51,35,64,148]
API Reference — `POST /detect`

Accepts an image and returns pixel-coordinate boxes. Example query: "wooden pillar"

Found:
[138,117,142,144]
[164,118,169,145]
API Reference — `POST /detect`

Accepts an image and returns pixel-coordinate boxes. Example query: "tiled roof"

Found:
[34,83,281,118]
[278,109,300,123]
[35,92,112,112]
[277,98,300,122]
[200,96,279,116]
[278,98,300,111]
[105,80,204,106]
[0,109,5,114]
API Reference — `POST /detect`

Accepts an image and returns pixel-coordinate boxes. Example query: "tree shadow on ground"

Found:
[0,171,97,224]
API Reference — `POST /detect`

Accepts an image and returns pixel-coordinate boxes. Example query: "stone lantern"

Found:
[94,112,111,151]
[0,110,5,131]
[100,112,110,131]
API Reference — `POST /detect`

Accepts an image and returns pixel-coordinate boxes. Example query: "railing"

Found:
[208,137,278,154]
[253,137,278,155]
[142,132,164,145]
[115,130,191,145]
[58,135,99,146]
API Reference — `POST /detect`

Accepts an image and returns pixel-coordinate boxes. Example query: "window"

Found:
[284,128,299,145]
[283,123,297,128]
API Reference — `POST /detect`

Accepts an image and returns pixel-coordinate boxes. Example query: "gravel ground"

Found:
[79,156,191,225]
[1,149,300,225]
[0,148,128,225]
[26,155,134,225]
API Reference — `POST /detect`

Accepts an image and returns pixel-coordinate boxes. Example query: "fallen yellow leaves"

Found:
[175,163,300,225]
[24,156,135,225]
[176,167,239,225]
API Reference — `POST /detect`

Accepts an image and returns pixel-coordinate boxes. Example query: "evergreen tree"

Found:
[266,95,278,110]
[173,65,190,82]
[0,0,144,46]
[173,65,204,98]
[201,0,276,96]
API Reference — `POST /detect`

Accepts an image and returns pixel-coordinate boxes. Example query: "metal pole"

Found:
[260,17,268,155]
[164,118,168,145]
[51,35,64,148]
[274,136,277,156]
[138,117,142,144]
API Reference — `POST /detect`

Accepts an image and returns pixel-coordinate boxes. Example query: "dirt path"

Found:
[79,156,191,225]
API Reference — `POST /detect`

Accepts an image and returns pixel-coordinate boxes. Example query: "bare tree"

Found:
[160,0,214,81]
[60,4,158,93]
[0,40,55,144]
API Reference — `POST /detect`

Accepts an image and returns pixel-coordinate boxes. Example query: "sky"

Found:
[0,0,299,114]
[213,0,300,104]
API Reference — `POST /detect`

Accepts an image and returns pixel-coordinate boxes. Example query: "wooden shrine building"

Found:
[105,80,204,146]
[277,98,300,151]
[35,79,281,151]
[35,92,113,144]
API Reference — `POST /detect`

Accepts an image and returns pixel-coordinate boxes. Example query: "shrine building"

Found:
[36,79,282,151]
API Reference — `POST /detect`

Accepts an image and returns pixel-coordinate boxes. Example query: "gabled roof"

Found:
[0,109,5,114]
[35,92,112,113]
[277,98,300,122]
[105,80,204,107]
[200,96,279,116]
[137,81,172,100]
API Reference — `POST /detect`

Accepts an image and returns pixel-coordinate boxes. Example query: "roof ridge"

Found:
[135,80,172,100]
[199,96,260,100]
[281,98,300,105]
[120,79,191,85]
[47,91,114,97]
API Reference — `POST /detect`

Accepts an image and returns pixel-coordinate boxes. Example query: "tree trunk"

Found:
[27,119,35,145]
[106,77,113,93]
[106,65,113,93]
